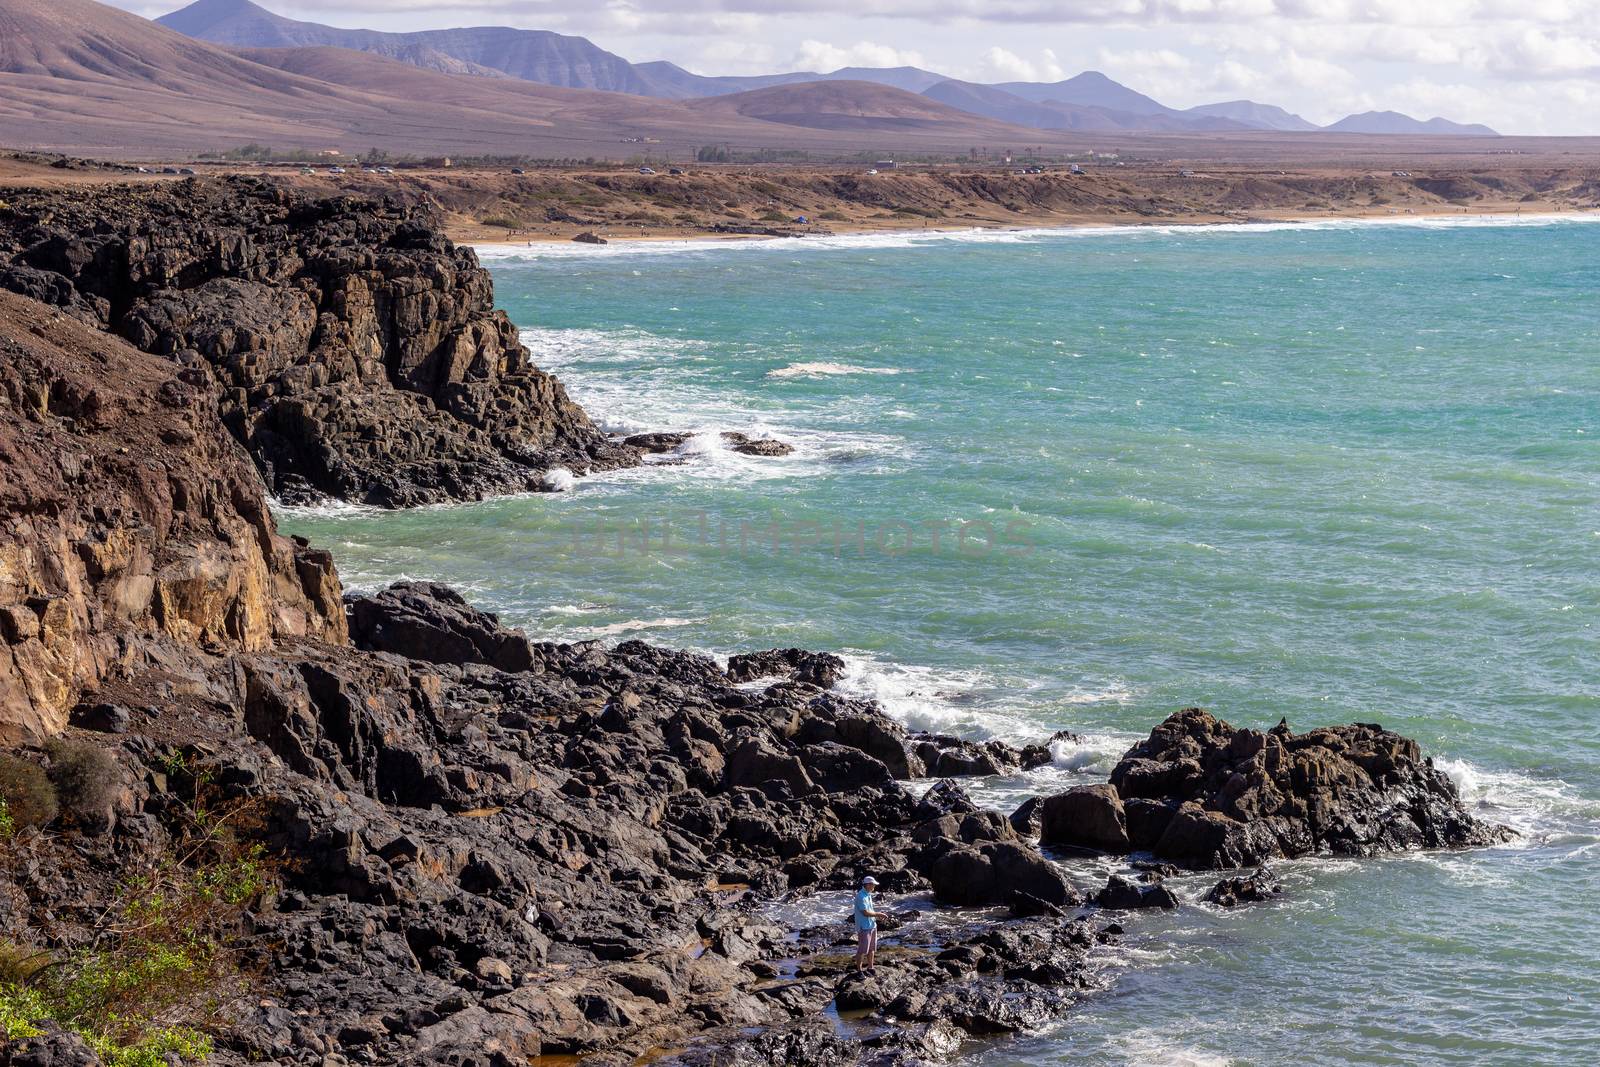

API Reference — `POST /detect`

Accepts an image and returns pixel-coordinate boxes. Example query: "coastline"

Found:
[461,200,1600,250]
[0,172,1578,1067]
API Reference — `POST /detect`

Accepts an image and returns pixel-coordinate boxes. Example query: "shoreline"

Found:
[463,201,1600,251]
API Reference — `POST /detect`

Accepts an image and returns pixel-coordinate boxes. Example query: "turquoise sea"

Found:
[281,217,1600,1066]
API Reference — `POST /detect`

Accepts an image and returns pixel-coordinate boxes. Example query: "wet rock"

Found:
[1038,783,1129,852]
[1102,708,1511,868]
[925,840,1079,908]
[719,431,795,457]
[1205,866,1283,907]
[572,231,608,245]
[1095,874,1179,911]
[623,432,689,454]
[913,734,1047,777]
[726,648,845,688]
[1009,795,1043,837]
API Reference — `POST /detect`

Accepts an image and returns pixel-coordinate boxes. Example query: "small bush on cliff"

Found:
[0,771,275,1065]
[0,755,57,831]
[0,980,213,1067]
[43,738,119,819]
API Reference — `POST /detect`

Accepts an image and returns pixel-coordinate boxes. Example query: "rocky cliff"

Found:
[0,291,344,744]
[0,177,637,507]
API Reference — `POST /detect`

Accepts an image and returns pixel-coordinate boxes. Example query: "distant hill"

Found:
[1186,100,1319,132]
[1326,111,1499,136]
[994,71,1170,115]
[922,80,1123,131]
[922,80,1254,133]
[157,0,658,93]
[686,80,1040,137]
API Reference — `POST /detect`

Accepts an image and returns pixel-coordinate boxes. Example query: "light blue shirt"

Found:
[854,888,877,932]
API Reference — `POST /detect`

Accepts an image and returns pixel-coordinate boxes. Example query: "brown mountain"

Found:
[0,0,1070,157]
[687,80,1026,136]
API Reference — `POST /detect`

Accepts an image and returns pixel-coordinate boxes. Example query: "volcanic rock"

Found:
[1094,874,1179,910]
[1038,783,1130,852]
[719,431,795,457]
[725,647,845,688]
[1107,708,1510,868]
[0,177,638,507]
[1205,866,1283,907]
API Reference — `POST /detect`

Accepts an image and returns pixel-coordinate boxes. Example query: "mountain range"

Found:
[156,0,1499,137]
[0,0,1505,161]
[0,0,1150,158]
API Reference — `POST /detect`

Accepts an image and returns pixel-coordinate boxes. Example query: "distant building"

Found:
[875,159,896,170]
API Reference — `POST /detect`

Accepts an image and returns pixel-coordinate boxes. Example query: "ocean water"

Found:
[280,217,1600,1066]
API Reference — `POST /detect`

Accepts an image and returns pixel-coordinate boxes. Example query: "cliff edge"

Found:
[0,177,637,507]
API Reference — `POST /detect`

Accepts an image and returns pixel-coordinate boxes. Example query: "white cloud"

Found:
[792,39,929,71]
[976,46,1046,81]
[1490,28,1600,77]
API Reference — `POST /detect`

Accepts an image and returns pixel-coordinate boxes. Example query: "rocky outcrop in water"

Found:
[1205,867,1283,907]
[0,177,637,507]
[1037,707,1509,868]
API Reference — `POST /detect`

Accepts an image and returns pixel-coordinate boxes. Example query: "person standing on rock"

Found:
[854,875,882,972]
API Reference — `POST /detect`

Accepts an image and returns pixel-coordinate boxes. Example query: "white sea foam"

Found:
[1436,757,1600,841]
[833,651,1138,760]
[541,467,576,492]
[518,325,910,484]
[473,212,1600,262]
[1112,1031,1236,1067]
[567,616,703,638]
[1050,731,1136,774]
[519,325,698,369]
[766,362,906,379]
[833,652,1021,738]
[270,497,381,521]
[546,603,604,615]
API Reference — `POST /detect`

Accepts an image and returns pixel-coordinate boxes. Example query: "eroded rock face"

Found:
[0,177,638,507]
[1065,707,1511,869]
[0,292,344,744]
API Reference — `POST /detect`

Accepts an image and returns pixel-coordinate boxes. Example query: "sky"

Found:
[113,1,1600,135]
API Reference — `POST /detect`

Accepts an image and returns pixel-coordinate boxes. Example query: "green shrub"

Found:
[0,982,48,1040]
[0,980,212,1065]
[0,755,57,830]
[758,209,789,223]
[478,214,523,229]
[44,739,119,818]
[0,783,273,1064]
